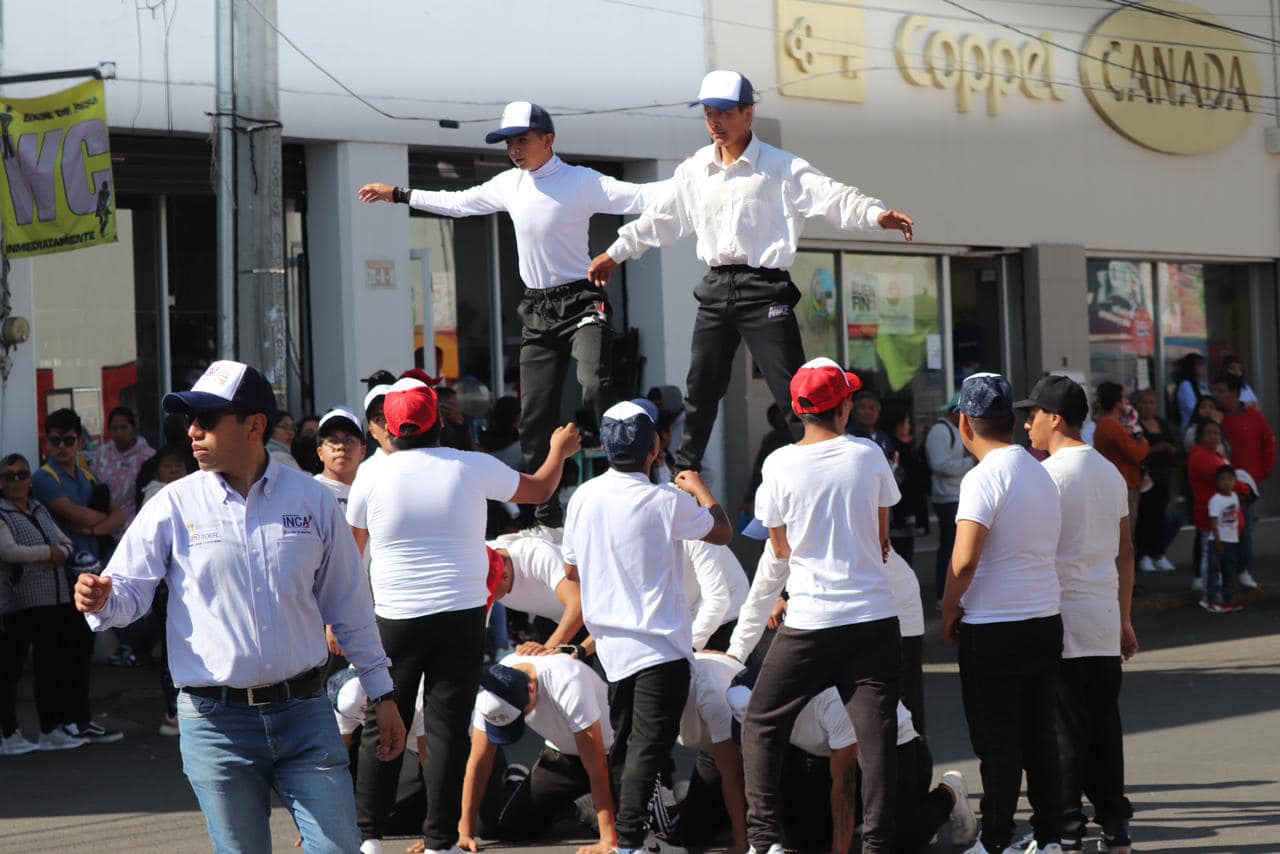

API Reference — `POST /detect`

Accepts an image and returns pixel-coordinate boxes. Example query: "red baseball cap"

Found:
[400,367,443,387]
[485,547,506,610]
[384,385,438,437]
[790,357,862,415]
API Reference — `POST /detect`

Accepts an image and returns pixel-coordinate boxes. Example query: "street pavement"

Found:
[1,567,1277,854]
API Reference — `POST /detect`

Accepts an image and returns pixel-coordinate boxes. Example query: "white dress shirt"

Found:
[86,455,393,698]
[409,155,662,290]
[605,134,886,270]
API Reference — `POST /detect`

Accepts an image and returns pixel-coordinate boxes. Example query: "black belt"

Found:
[184,667,324,707]
[523,279,594,299]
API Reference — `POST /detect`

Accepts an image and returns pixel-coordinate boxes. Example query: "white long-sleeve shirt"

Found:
[682,540,750,650]
[727,539,789,663]
[408,155,662,290]
[605,134,887,270]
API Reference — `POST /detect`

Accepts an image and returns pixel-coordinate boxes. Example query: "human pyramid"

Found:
[74,70,1134,854]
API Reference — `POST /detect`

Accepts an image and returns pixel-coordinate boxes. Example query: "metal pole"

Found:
[488,216,504,396]
[157,196,174,398]
[215,0,235,358]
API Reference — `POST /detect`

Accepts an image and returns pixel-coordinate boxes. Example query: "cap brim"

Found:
[483,717,525,746]
[741,518,769,540]
[162,390,235,415]
[319,417,362,438]
[695,98,744,111]
[1013,398,1040,412]
[485,126,531,144]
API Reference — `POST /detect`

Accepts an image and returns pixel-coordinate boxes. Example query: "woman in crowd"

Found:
[1134,388,1181,573]
[1175,353,1209,431]
[1220,355,1260,409]
[267,410,301,470]
[1183,396,1229,457]
[1092,381,1150,537]
[0,452,84,753]
[90,406,154,534]
[883,406,930,567]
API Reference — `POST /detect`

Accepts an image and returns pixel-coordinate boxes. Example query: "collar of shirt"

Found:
[603,468,654,486]
[703,133,761,175]
[528,155,565,180]
[200,448,279,505]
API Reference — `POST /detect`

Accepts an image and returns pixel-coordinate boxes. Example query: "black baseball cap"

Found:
[360,370,396,390]
[1015,375,1089,424]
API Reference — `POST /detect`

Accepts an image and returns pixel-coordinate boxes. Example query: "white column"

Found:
[305,142,412,415]
[0,259,39,463]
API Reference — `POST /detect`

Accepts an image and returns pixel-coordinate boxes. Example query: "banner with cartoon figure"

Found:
[0,79,116,259]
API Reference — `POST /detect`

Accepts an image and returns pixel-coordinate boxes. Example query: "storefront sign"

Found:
[1079,0,1261,155]
[776,0,867,104]
[0,79,117,259]
[894,15,1066,115]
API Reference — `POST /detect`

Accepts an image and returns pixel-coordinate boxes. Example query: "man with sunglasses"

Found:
[75,360,404,853]
[31,407,126,745]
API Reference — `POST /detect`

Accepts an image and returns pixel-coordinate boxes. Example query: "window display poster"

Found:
[1089,261,1155,357]
[1157,262,1207,340]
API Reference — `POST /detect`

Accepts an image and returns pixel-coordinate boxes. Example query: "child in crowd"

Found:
[1204,466,1244,614]
[139,446,190,508]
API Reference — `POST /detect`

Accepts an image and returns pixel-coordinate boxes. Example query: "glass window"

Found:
[950,257,1008,383]
[1088,259,1156,392]
[843,252,945,430]
[1159,262,1253,398]
[790,250,840,359]
[409,216,494,387]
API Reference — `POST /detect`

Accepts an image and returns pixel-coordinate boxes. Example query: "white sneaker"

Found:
[37,729,87,751]
[1137,555,1157,573]
[0,731,38,755]
[1191,575,1205,593]
[1155,555,1176,572]
[642,833,687,854]
[358,839,382,854]
[942,769,978,846]
[1237,570,1260,589]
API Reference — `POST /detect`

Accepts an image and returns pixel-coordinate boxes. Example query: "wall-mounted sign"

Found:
[895,15,1066,115]
[365,259,396,289]
[1079,0,1261,155]
[776,0,867,104]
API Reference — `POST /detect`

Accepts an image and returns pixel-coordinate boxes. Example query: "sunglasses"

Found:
[185,410,243,432]
[1,470,31,482]
[45,435,78,447]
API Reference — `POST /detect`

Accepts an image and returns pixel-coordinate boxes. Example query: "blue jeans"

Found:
[1200,537,1238,606]
[177,691,359,854]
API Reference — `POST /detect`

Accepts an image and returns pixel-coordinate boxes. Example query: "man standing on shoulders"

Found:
[941,373,1065,854]
[589,70,914,473]
[75,360,405,853]
[314,406,366,512]
[1213,374,1276,590]
[1020,375,1136,854]
[360,101,665,533]
[925,395,973,607]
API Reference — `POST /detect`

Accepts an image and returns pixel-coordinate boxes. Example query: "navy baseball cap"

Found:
[485,101,555,144]
[163,360,277,416]
[695,70,755,111]
[600,399,659,465]
[476,664,532,745]
[956,372,1013,418]
[1015,375,1089,424]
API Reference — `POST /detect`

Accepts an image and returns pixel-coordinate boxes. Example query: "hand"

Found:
[673,470,708,499]
[1120,621,1139,661]
[577,841,616,854]
[881,537,891,563]
[455,835,480,853]
[767,596,788,630]
[877,210,914,241]
[549,423,582,460]
[942,602,964,641]
[325,625,345,657]
[515,641,555,656]
[74,573,112,614]
[375,699,407,762]
[406,841,426,854]
[49,544,69,564]
[357,182,395,203]
[587,252,618,287]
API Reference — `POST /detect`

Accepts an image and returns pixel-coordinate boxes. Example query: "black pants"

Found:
[518,281,614,527]
[356,606,486,848]
[0,604,91,734]
[743,618,901,854]
[677,266,806,472]
[959,615,1064,851]
[672,748,729,845]
[900,634,925,738]
[608,657,691,848]
[1056,656,1132,844]
[703,619,736,654]
[490,745,593,839]
[933,501,958,601]
[1135,481,1175,558]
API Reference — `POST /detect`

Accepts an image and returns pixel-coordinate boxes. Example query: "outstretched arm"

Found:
[358,174,507,218]
[588,178,690,286]
[792,160,913,241]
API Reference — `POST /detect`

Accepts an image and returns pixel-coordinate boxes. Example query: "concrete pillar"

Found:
[1022,243,1090,381]
[0,259,39,463]
[304,142,412,416]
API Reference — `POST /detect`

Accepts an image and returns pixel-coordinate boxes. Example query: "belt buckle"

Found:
[246,686,270,707]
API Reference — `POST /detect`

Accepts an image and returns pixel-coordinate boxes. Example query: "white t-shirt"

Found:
[333,669,426,751]
[1042,445,1127,658]
[346,447,520,619]
[502,537,569,621]
[956,445,1061,624]
[471,653,613,755]
[726,687,918,757]
[754,435,902,629]
[885,548,924,638]
[314,474,352,511]
[683,541,750,651]
[563,471,713,682]
[679,652,746,754]
[1208,493,1242,543]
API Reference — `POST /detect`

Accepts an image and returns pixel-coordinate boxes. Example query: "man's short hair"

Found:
[1095,382,1124,414]
[967,413,1015,440]
[800,406,841,426]
[45,408,83,437]
[1217,373,1243,393]
[107,406,137,429]
[852,390,879,405]
[390,421,441,450]
[1216,464,1236,479]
